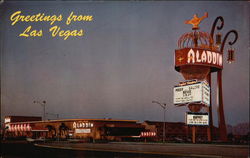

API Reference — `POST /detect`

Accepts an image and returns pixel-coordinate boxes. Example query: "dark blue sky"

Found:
[0,1,249,126]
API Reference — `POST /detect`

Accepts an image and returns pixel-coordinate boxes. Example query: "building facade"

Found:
[4,116,144,142]
[4,116,219,142]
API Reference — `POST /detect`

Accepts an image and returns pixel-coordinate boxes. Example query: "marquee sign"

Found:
[185,112,209,126]
[75,128,91,134]
[173,80,210,106]
[175,48,223,71]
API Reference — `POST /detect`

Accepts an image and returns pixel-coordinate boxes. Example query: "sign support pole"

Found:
[192,126,196,143]
[217,70,227,141]
[206,73,213,142]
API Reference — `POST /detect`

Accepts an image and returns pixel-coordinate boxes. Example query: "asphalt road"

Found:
[35,142,249,158]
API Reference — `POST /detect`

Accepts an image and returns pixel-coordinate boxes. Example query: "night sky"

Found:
[0,1,249,126]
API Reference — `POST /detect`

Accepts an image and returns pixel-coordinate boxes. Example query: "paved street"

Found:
[35,142,249,158]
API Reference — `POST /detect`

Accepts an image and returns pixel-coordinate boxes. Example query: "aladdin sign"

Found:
[73,121,94,129]
[175,48,223,70]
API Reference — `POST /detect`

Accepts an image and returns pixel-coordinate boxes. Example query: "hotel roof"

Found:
[6,118,139,124]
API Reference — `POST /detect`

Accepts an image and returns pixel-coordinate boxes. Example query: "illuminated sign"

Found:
[186,112,209,126]
[73,121,94,129]
[5,118,11,123]
[140,132,156,137]
[75,128,91,134]
[8,123,31,132]
[175,48,223,70]
[174,81,210,106]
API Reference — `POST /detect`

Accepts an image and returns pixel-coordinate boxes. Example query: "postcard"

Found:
[1,1,249,158]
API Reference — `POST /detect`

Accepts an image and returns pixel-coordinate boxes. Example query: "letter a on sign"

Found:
[188,49,195,63]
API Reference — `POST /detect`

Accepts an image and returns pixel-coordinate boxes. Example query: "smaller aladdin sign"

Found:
[186,112,209,126]
[175,48,223,70]
[73,121,94,129]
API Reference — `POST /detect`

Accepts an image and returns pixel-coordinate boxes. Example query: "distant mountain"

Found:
[227,122,249,135]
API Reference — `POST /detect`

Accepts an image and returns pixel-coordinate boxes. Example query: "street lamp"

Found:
[152,100,167,143]
[33,100,46,121]
[209,16,238,141]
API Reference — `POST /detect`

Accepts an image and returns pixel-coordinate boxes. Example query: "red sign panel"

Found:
[175,48,223,70]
